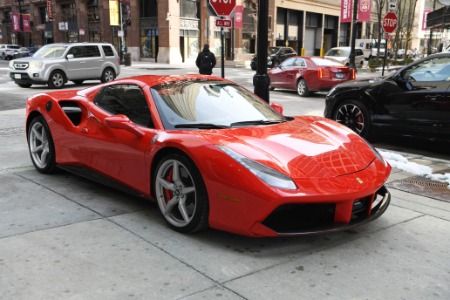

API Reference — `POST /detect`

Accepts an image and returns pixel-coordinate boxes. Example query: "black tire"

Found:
[100,67,116,83]
[17,83,32,88]
[48,70,65,89]
[297,79,310,97]
[72,80,84,85]
[332,99,372,138]
[153,153,209,233]
[28,116,57,174]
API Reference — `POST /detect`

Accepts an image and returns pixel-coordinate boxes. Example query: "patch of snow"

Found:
[379,150,450,189]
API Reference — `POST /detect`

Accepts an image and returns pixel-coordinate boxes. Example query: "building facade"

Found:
[0,0,410,64]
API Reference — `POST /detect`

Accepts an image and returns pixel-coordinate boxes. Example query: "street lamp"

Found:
[253,0,270,103]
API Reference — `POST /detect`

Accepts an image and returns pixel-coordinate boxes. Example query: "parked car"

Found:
[268,56,355,97]
[9,42,120,89]
[0,44,21,60]
[13,47,31,59]
[324,52,450,142]
[25,74,391,236]
[324,47,365,67]
[251,46,297,70]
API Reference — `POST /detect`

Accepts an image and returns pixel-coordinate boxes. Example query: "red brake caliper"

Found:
[164,167,174,202]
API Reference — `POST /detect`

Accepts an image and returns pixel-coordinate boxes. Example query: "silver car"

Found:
[324,47,365,68]
[9,43,121,89]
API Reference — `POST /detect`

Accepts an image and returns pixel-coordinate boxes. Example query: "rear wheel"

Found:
[297,79,310,97]
[48,70,65,89]
[154,153,209,233]
[28,116,56,174]
[100,68,116,83]
[332,99,372,138]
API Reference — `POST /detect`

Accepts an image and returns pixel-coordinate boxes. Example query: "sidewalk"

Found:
[0,77,449,299]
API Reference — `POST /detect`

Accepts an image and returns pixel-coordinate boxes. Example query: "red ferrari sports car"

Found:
[26,75,391,237]
[268,56,355,97]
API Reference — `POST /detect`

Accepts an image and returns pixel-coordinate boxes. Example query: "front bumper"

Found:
[9,71,47,85]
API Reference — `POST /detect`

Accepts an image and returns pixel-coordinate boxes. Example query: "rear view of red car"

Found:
[268,56,355,97]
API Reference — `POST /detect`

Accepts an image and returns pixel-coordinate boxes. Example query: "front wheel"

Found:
[332,99,372,138]
[28,116,56,174]
[297,79,310,97]
[153,153,209,233]
[48,70,65,89]
[100,68,116,83]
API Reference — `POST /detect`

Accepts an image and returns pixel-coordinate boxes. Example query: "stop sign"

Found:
[383,12,398,33]
[209,0,236,17]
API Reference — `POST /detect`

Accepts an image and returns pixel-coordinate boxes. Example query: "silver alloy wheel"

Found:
[29,121,51,169]
[155,159,197,228]
[335,103,365,134]
[297,79,309,96]
[102,68,115,82]
[51,72,64,88]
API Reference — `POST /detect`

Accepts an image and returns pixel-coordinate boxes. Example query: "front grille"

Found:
[13,62,29,70]
[262,203,336,234]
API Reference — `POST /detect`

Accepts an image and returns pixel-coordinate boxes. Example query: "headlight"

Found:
[218,145,297,190]
[366,141,387,166]
[29,61,43,68]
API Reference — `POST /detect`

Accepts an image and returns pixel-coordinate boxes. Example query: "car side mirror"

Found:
[104,114,144,138]
[270,102,283,115]
[66,54,74,60]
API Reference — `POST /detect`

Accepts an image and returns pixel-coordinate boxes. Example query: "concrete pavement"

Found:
[0,64,449,300]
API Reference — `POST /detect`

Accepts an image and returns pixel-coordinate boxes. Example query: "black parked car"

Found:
[251,46,297,70]
[324,53,450,143]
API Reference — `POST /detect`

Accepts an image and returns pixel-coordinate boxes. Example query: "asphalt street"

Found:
[0,61,449,299]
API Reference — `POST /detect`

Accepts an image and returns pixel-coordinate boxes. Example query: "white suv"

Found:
[0,44,21,60]
[9,43,121,89]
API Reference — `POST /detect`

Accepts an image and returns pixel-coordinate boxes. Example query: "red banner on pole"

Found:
[12,12,21,32]
[357,0,372,22]
[47,0,53,20]
[234,5,243,29]
[340,0,352,23]
[22,14,31,32]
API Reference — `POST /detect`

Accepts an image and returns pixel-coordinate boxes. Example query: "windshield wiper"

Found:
[230,119,285,127]
[174,123,229,129]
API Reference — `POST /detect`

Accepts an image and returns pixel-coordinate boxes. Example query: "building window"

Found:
[180,0,199,19]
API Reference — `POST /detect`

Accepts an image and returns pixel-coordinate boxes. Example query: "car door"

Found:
[379,56,450,140]
[269,57,297,88]
[66,46,86,79]
[281,58,307,90]
[77,83,157,194]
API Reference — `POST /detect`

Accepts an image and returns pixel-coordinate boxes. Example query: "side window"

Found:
[281,57,296,67]
[405,57,450,82]
[102,45,114,57]
[68,46,84,58]
[95,84,153,128]
[293,58,306,67]
[84,46,101,57]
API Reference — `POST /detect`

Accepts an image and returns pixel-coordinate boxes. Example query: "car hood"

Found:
[197,116,376,178]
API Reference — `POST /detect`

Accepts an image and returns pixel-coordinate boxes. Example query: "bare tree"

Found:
[373,0,386,59]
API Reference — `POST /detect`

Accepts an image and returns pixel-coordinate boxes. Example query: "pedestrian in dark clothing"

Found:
[196,44,216,75]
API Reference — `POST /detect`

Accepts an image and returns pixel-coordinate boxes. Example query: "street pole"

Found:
[349,0,358,71]
[253,0,270,103]
[119,0,125,64]
[221,17,225,78]
[428,0,436,55]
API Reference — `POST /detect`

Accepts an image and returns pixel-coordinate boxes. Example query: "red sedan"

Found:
[26,75,390,237]
[268,56,355,97]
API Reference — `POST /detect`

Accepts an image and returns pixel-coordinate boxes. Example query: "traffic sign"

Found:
[216,19,232,28]
[383,12,398,33]
[209,0,236,17]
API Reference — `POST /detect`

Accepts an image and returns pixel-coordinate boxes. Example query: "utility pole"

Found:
[349,0,358,71]
[253,0,270,103]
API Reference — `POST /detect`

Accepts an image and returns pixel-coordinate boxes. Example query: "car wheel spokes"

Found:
[30,123,50,168]
[156,159,197,227]
[336,104,364,134]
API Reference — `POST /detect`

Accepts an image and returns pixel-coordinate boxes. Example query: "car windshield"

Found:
[325,49,350,57]
[33,45,68,58]
[311,57,344,66]
[150,79,286,130]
